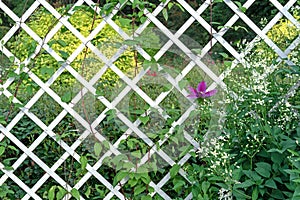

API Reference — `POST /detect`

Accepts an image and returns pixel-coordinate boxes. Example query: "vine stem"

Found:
[79,0,100,136]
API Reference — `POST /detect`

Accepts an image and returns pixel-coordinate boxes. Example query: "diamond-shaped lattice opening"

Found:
[53,113,82,147]
[267,17,300,51]
[138,73,171,100]
[73,91,106,123]
[36,177,66,198]
[205,42,233,64]
[1,178,27,199]
[26,6,58,39]
[138,109,168,143]
[72,51,106,81]
[117,134,151,164]
[185,65,216,87]
[242,0,280,29]
[55,156,86,187]
[0,94,20,124]
[68,4,102,38]
[0,11,14,39]
[95,112,129,144]
[2,0,35,18]
[160,88,191,121]
[29,93,63,126]
[91,23,127,60]
[77,176,110,199]
[33,135,65,167]
[48,24,82,61]
[158,45,192,78]
[6,74,40,105]
[157,3,190,32]
[0,137,22,168]
[112,50,141,79]
[160,132,193,162]
[160,174,191,199]
[135,26,163,58]
[10,115,43,148]
[28,49,61,83]
[5,28,39,62]
[75,135,111,166]
[0,54,13,82]
[147,152,172,183]
[97,162,117,186]
[183,20,210,48]
[49,70,79,103]
[223,19,257,51]
[201,1,235,31]
[13,158,45,188]
[95,68,126,102]
[116,90,150,122]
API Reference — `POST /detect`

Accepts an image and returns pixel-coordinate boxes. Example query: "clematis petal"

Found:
[203,89,217,98]
[188,86,199,98]
[197,81,207,93]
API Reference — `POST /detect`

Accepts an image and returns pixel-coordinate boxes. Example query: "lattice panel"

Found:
[0,0,299,199]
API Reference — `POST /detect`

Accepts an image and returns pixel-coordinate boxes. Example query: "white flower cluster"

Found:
[218,188,233,200]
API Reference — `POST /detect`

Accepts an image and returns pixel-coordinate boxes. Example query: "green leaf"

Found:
[48,186,56,200]
[40,67,54,76]
[71,188,80,200]
[134,185,146,196]
[162,8,168,21]
[123,161,135,170]
[0,146,5,156]
[141,195,152,200]
[255,162,271,172]
[128,178,138,187]
[131,150,142,158]
[84,186,91,198]
[80,156,88,170]
[201,181,210,194]
[178,80,189,90]
[265,178,277,189]
[139,116,150,125]
[57,39,67,47]
[0,115,7,125]
[118,18,132,27]
[173,179,185,193]
[219,52,229,59]
[233,189,252,199]
[113,171,128,186]
[255,166,270,178]
[170,164,180,178]
[56,186,67,199]
[94,142,102,157]
[252,186,258,200]
[293,186,300,198]
[168,2,174,9]
[58,50,69,59]
[61,91,72,103]
[140,16,147,24]
[235,180,255,189]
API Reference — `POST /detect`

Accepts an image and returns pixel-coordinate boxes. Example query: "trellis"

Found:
[0,0,299,199]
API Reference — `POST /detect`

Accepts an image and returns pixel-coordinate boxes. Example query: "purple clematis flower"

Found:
[188,81,217,99]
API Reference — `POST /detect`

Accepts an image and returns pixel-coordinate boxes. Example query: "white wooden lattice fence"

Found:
[0,0,299,199]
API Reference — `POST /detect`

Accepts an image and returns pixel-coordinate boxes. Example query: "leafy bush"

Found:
[189,6,300,199]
